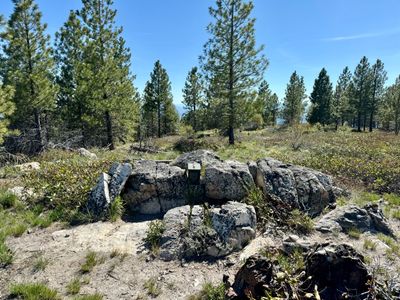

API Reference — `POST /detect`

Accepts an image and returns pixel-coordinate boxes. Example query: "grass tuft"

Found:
[80,251,99,273]
[144,277,161,297]
[9,283,59,300]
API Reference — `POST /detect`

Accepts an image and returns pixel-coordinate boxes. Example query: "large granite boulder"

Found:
[171,150,222,169]
[315,204,394,236]
[123,160,187,214]
[87,173,111,216]
[205,160,255,201]
[87,162,132,217]
[159,201,257,261]
[255,158,339,216]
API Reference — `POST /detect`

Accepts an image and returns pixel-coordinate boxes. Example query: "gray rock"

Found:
[282,234,316,254]
[77,148,97,159]
[87,173,111,216]
[123,160,187,214]
[315,204,394,236]
[159,202,256,261]
[170,149,222,169]
[205,160,254,201]
[15,162,40,172]
[7,186,35,201]
[255,158,339,216]
[108,162,132,200]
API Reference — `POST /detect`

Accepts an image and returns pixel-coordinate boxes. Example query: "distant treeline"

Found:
[0,0,399,154]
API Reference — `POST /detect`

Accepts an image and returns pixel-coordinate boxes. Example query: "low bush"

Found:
[145,220,165,254]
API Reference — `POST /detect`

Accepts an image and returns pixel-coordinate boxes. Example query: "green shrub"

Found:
[22,157,112,222]
[0,190,18,209]
[9,283,59,300]
[288,210,314,234]
[66,278,81,295]
[0,240,13,266]
[109,196,124,222]
[8,223,27,237]
[145,220,165,254]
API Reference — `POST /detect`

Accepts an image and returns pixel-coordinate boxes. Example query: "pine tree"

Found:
[54,10,87,142]
[182,67,203,131]
[308,68,333,125]
[0,85,15,144]
[368,59,387,132]
[74,0,139,149]
[255,80,279,126]
[200,0,268,144]
[332,67,352,129]
[142,60,178,138]
[382,76,400,135]
[282,71,306,125]
[350,56,372,132]
[2,0,57,152]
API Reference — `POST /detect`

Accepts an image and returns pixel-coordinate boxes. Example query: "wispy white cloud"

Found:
[322,28,400,42]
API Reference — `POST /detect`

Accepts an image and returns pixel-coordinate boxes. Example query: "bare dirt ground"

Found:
[0,219,242,300]
[0,214,399,299]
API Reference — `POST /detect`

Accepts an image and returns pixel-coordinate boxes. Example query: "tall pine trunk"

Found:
[34,109,44,152]
[369,110,374,132]
[228,2,235,145]
[105,110,114,150]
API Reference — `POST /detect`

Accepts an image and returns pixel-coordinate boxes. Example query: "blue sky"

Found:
[1,0,400,111]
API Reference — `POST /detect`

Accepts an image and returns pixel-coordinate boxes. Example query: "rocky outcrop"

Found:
[171,150,222,169]
[89,151,343,218]
[159,202,256,260]
[302,244,370,299]
[205,161,254,201]
[123,160,187,214]
[87,162,132,217]
[255,158,340,216]
[315,204,394,236]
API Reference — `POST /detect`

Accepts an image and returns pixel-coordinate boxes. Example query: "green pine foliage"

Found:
[281,71,306,125]
[200,0,268,144]
[2,0,58,153]
[142,60,179,138]
[182,67,203,132]
[308,68,333,125]
[349,56,371,132]
[256,80,279,126]
[0,84,15,144]
[380,76,400,135]
[72,0,139,150]
[332,67,352,129]
[368,59,387,132]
